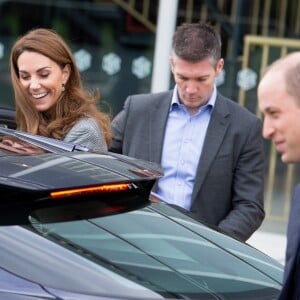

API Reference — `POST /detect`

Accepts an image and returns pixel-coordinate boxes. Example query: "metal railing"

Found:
[111,0,157,32]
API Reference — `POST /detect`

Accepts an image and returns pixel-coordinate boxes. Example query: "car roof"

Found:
[0,128,163,225]
[0,127,163,189]
[0,151,162,189]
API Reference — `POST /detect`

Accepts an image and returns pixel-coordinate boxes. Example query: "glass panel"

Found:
[0,134,46,154]
[31,203,281,299]
[151,203,284,283]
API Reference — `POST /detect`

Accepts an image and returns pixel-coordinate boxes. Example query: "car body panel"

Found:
[0,226,163,299]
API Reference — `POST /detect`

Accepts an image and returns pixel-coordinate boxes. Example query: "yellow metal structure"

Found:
[239,35,300,222]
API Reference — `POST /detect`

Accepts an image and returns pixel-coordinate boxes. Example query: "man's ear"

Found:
[216,58,224,76]
[169,56,175,73]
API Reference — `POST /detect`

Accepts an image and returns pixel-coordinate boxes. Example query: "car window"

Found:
[150,202,284,283]
[0,136,45,155]
[29,203,282,299]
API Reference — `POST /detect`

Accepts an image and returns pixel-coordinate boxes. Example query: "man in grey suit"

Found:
[110,22,265,242]
[258,51,300,299]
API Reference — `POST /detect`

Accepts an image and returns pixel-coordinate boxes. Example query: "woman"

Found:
[9,28,111,152]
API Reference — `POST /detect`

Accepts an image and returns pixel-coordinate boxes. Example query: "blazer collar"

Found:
[149,91,173,163]
[191,94,231,200]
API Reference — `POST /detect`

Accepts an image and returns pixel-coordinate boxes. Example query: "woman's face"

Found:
[17,51,70,112]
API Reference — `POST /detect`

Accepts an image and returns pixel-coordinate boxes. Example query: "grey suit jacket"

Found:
[110,90,265,241]
[64,117,107,152]
[278,184,300,299]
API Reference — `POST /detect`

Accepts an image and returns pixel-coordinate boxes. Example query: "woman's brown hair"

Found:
[10,28,112,146]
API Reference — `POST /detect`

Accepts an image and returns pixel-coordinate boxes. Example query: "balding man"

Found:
[258,51,300,300]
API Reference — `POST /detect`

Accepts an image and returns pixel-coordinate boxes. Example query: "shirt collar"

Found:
[170,84,217,112]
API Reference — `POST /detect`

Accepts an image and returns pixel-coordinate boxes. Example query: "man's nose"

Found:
[262,118,274,139]
[185,82,197,93]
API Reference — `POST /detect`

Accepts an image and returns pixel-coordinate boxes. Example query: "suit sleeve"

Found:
[109,97,131,154]
[218,117,265,241]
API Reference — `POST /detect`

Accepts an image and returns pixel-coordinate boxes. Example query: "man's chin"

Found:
[281,153,299,164]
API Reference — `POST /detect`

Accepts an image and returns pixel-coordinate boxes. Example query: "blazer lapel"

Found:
[148,92,173,163]
[285,184,300,279]
[191,95,230,201]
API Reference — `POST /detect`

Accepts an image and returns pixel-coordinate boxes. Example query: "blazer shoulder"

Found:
[216,93,260,121]
[64,117,107,152]
[124,90,173,112]
[70,117,100,132]
[128,90,173,104]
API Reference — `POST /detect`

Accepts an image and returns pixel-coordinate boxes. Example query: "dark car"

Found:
[0,126,283,299]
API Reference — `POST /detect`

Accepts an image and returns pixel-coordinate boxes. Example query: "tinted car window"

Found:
[151,203,283,283]
[0,136,45,155]
[27,203,282,299]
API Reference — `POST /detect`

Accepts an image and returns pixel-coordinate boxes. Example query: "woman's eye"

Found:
[20,75,29,80]
[40,73,49,78]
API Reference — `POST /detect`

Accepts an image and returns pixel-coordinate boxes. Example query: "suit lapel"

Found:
[149,91,173,163]
[285,184,300,278]
[191,95,230,201]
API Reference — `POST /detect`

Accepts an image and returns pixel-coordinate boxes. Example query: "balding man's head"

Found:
[258,51,300,163]
[261,52,300,105]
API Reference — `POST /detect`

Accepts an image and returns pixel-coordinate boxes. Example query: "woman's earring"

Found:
[62,83,65,92]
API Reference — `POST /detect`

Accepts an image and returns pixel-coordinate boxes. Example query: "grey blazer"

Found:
[64,117,107,152]
[110,90,265,241]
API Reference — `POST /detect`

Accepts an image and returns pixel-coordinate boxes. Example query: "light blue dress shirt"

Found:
[156,85,216,210]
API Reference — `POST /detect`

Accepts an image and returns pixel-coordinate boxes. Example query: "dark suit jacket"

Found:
[110,90,265,241]
[278,184,300,299]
